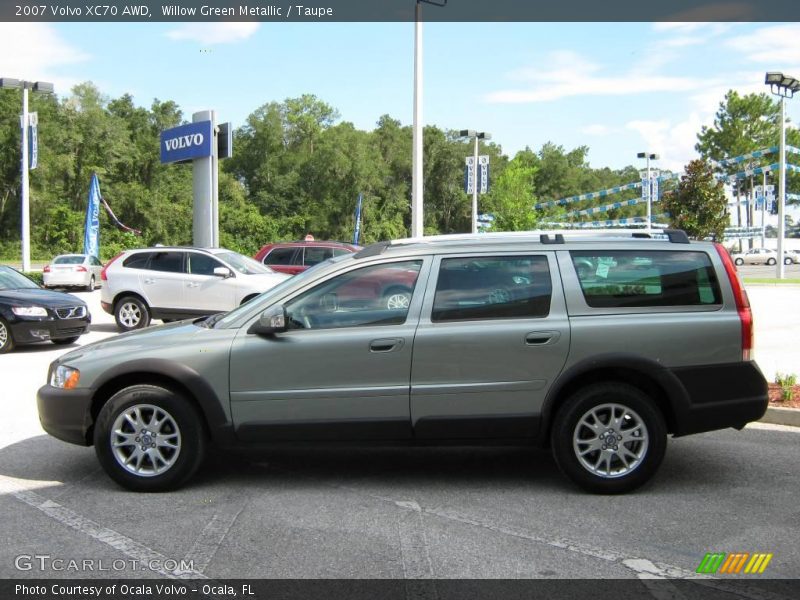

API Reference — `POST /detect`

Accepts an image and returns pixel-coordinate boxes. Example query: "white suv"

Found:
[100,247,289,331]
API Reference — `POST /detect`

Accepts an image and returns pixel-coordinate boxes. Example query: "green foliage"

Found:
[662,160,728,240]
[23,271,44,285]
[775,372,797,402]
[485,154,541,231]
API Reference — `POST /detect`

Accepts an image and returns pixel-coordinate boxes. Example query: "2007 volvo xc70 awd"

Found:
[38,230,768,494]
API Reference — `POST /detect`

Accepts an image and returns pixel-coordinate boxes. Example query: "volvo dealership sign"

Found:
[160,120,213,164]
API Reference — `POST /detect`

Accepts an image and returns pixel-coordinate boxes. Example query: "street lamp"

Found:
[460,130,491,234]
[765,71,798,279]
[0,77,54,272]
[637,152,660,231]
[412,0,447,239]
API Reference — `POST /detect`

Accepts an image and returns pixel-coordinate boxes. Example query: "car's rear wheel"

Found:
[114,296,151,331]
[0,318,15,354]
[51,336,80,346]
[86,276,96,292]
[551,382,666,494]
[94,384,206,492]
[734,258,744,266]
[784,257,793,266]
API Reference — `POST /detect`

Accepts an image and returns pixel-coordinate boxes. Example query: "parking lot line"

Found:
[183,509,243,574]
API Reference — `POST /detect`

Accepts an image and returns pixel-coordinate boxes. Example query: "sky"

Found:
[1,20,800,175]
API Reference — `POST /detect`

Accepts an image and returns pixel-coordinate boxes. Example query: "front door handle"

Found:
[525,331,560,346]
[187,282,200,288]
[143,278,155,285]
[369,338,404,353]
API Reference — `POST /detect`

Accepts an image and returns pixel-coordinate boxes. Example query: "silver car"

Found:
[43,254,104,291]
[38,230,767,494]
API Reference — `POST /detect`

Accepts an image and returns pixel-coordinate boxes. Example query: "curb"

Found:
[759,406,800,428]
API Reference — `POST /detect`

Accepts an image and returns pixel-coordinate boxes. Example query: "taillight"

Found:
[75,266,87,272]
[43,265,51,273]
[714,243,753,360]
[101,252,124,281]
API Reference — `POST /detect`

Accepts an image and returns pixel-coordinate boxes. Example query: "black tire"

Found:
[550,382,667,494]
[0,317,15,354]
[784,257,793,266]
[734,258,744,266]
[52,336,80,346]
[86,276,96,292]
[93,384,206,492]
[114,295,151,331]
[767,258,776,265]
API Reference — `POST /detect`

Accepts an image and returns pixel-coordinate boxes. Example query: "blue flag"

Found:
[353,193,363,245]
[83,173,101,257]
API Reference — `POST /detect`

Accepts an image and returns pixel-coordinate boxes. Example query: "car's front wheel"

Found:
[86,276,96,292]
[784,257,793,266]
[114,296,151,331]
[734,258,744,266]
[551,382,666,494]
[767,258,776,265]
[0,318,15,354]
[94,385,206,492]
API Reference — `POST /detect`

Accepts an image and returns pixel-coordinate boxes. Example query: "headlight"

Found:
[51,365,80,389]
[12,306,48,317]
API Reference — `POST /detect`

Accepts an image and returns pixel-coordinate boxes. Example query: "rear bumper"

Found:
[670,361,768,436]
[37,385,94,446]
[43,273,89,287]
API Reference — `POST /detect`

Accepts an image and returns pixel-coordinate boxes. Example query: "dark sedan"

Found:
[0,266,91,353]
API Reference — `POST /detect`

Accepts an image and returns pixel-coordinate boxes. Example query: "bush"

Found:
[775,372,797,402]
[23,271,44,286]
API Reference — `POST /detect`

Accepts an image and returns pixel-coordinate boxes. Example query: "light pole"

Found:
[460,130,491,234]
[765,72,799,279]
[637,152,659,231]
[412,0,446,238]
[0,78,54,272]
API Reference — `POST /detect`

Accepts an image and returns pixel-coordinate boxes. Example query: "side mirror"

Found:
[248,305,287,336]
[213,266,233,278]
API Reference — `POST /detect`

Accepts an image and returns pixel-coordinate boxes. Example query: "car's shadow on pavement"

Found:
[89,323,120,333]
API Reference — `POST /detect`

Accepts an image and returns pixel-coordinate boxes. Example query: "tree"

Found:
[484,154,540,231]
[662,160,728,240]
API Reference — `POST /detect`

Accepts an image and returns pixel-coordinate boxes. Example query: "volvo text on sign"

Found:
[160,121,213,164]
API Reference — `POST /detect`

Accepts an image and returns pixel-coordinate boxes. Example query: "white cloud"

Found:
[0,23,89,92]
[725,24,800,65]
[626,114,706,172]
[581,124,614,136]
[166,23,260,45]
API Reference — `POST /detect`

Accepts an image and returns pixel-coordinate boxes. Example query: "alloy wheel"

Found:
[110,404,181,477]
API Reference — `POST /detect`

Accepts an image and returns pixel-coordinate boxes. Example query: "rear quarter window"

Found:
[570,250,721,308]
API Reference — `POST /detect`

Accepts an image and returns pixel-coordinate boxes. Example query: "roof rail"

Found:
[390,229,691,245]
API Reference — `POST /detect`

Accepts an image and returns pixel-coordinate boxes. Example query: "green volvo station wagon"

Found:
[38,230,768,493]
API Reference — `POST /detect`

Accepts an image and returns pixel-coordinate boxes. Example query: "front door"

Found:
[410,253,570,439]
[229,258,429,441]
[184,251,236,313]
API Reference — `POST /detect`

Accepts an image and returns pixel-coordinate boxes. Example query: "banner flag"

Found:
[83,173,102,257]
[353,193,363,245]
[478,156,489,194]
[28,112,38,170]
[464,157,475,194]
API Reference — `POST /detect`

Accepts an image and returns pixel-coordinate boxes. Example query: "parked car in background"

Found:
[782,249,800,265]
[100,247,289,331]
[254,240,360,275]
[43,254,104,291]
[731,248,778,266]
[39,230,767,493]
[0,265,90,353]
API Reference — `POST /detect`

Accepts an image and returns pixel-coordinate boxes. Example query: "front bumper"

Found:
[37,384,94,446]
[10,316,90,344]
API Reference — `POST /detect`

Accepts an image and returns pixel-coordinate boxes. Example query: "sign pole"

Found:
[472,135,478,234]
[21,86,30,272]
[192,110,215,248]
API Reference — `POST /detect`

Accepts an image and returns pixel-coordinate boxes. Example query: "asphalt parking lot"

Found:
[0,287,798,590]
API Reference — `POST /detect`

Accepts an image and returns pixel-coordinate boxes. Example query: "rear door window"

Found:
[303,247,335,267]
[432,255,552,322]
[570,250,722,308]
[147,252,186,274]
[264,247,299,266]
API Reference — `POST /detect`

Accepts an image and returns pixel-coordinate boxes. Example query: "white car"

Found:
[731,248,779,266]
[100,247,290,331]
[43,254,104,291]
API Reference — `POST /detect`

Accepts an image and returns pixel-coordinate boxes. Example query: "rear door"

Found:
[410,252,570,439]
[263,247,303,275]
[139,251,186,310]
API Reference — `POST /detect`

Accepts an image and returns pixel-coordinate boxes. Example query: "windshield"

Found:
[215,251,274,275]
[0,267,40,290]
[53,255,86,265]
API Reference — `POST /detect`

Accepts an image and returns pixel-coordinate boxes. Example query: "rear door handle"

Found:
[369,338,404,353]
[525,331,560,346]
[143,278,155,285]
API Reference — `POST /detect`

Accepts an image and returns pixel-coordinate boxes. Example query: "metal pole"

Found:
[646,155,651,232]
[472,135,479,234]
[761,172,767,248]
[192,110,215,248]
[21,86,30,272]
[777,96,786,279]
[211,111,219,247]
[411,1,424,238]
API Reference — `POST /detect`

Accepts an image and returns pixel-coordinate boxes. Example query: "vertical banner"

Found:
[650,177,659,202]
[464,157,475,194]
[353,193,363,245]
[83,173,101,258]
[641,178,648,200]
[28,112,38,170]
[478,155,490,194]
